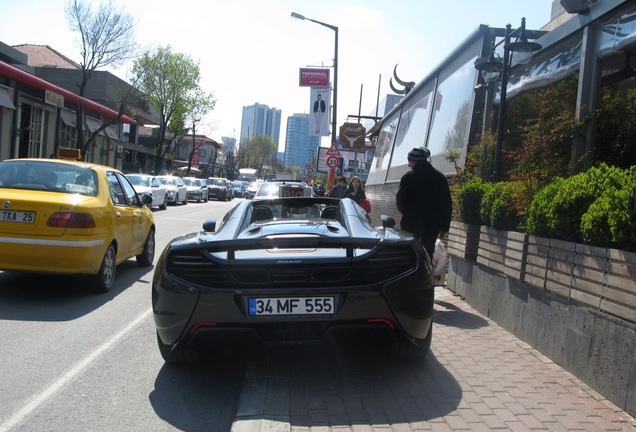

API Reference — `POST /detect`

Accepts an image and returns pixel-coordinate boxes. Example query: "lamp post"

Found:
[291,12,339,148]
[475,18,541,182]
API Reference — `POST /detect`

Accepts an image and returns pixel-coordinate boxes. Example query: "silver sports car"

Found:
[152,196,434,363]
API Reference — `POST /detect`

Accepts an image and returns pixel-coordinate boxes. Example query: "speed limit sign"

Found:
[326,156,339,168]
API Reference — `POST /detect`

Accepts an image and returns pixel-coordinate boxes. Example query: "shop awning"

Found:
[60,109,76,127]
[0,61,136,124]
[120,141,155,156]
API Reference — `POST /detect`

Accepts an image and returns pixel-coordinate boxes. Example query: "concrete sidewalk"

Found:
[232,287,636,431]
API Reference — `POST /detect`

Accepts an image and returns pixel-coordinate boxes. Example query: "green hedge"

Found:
[455,164,636,251]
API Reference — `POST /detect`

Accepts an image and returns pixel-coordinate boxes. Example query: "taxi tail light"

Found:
[47,212,96,228]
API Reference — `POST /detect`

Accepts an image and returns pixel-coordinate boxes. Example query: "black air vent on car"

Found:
[230,269,270,284]
[347,247,417,284]
[166,245,418,289]
[167,250,233,286]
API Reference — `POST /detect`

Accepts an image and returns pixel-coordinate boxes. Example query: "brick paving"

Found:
[232,287,636,432]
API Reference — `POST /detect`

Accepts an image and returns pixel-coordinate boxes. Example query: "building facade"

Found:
[283,113,319,170]
[240,103,281,145]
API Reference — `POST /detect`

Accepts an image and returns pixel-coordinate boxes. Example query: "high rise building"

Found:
[284,113,320,170]
[240,103,281,145]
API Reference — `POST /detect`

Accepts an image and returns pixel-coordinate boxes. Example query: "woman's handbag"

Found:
[359,198,371,213]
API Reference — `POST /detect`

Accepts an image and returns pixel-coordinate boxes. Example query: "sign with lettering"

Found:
[299,68,330,87]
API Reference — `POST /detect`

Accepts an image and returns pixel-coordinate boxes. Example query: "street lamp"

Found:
[291,12,339,148]
[474,18,542,182]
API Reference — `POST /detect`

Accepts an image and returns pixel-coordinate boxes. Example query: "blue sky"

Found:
[0,0,555,149]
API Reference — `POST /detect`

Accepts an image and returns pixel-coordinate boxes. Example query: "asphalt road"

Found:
[0,198,243,432]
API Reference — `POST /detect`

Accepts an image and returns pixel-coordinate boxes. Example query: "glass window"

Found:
[423,39,481,175]
[366,114,399,186]
[116,172,140,206]
[385,81,435,182]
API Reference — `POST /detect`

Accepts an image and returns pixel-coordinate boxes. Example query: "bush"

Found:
[481,181,523,231]
[527,164,636,249]
[526,178,565,237]
[580,166,636,250]
[455,178,491,225]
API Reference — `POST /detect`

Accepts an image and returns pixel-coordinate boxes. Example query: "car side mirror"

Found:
[141,194,153,206]
[202,218,217,232]
[381,215,395,229]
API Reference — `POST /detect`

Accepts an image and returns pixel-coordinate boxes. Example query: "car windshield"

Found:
[127,175,151,187]
[255,182,310,198]
[215,180,225,186]
[0,160,98,196]
[249,198,338,221]
[183,178,196,186]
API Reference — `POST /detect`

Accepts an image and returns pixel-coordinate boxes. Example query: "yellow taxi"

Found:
[0,156,156,292]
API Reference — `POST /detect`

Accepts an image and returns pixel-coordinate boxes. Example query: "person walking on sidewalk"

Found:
[329,176,348,198]
[396,147,452,258]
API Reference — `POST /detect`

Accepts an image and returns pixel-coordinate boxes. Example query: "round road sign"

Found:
[326,156,339,168]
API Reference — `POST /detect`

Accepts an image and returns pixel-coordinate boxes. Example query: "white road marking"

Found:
[0,308,152,432]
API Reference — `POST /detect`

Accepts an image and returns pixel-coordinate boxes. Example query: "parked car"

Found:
[125,173,168,210]
[152,196,433,363]
[182,177,208,202]
[0,158,156,293]
[254,180,313,199]
[233,180,248,198]
[244,180,263,199]
[157,175,188,205]
[206,177,233,201]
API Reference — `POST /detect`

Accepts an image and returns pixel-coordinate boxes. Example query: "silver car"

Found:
[182,177,209,203]
[125,173,168,210]
[157,175,188,205]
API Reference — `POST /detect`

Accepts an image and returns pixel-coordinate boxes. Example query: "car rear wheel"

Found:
[160,195,168,210]
[157,332,202,364]
[136,229,155,267]
[182,194,188,205]
[91,244,116,293]
[392,323,432,360]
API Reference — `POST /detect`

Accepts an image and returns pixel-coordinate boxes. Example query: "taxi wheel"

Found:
[136,229,155,267]
[160,195,168,210]
[92,244,116,293]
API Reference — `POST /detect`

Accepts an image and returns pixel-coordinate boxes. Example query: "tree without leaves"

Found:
[132,46,214,173]
[65,0,137,159]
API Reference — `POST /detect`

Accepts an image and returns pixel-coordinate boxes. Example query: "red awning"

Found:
[0,61,136,125]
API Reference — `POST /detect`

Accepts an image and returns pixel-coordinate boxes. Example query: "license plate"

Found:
[248,297,334,316]
[1,210,35,223]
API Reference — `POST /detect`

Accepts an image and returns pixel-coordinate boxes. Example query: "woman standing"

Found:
[346,176,366,205]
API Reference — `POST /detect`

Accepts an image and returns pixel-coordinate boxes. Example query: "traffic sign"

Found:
[327,142,340,156]
[326,155,340,169]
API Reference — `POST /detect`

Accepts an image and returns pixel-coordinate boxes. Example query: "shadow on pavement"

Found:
[433,298,489,330]
[149,349,248,432]
[0,261,153,321]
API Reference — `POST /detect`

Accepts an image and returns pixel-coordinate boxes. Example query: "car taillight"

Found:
[47,212,96,228]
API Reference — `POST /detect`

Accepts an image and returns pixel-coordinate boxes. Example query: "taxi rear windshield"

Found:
[0,161,97,196]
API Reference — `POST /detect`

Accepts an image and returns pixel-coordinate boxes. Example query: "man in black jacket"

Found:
[396,147,452,258]
[328,176,348,198]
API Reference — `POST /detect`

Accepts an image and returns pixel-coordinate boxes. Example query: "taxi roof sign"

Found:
[57,147,82,161]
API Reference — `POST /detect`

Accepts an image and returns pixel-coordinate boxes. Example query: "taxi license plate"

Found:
[1,210,35,223]
[248,297,334,316]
